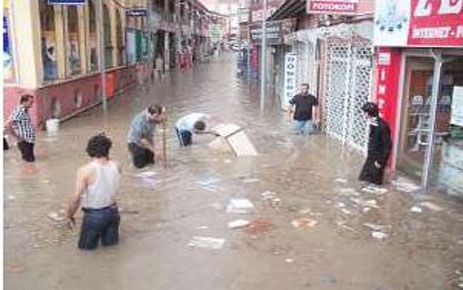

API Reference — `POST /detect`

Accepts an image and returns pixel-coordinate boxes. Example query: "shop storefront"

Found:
[374,0,463,194]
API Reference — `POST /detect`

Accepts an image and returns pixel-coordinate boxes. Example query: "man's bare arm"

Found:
[66,167,88,228]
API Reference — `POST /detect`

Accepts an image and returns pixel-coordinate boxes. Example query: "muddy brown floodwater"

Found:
[4,53,463,290]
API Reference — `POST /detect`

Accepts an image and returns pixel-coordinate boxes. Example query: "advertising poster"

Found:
[451,86,463,127]
[283,53,297,109]
[374,0,463,47]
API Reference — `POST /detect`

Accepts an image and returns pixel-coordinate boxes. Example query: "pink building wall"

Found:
[3,65,144,130]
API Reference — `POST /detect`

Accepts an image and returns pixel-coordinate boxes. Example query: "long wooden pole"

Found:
[162,107,167,169]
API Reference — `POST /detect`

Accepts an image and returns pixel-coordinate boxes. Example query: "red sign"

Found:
[409,0,463,46]
[375,47,401,168]
[374,0,463,47]
[307,0,358,15]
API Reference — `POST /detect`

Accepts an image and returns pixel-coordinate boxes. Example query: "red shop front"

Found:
[373,0,463,194]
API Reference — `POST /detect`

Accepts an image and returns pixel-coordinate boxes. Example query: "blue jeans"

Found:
[78,205,120,250]
[294,120,313,135]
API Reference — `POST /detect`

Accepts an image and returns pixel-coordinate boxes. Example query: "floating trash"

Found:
[245,218,272,234]
[47,212,64,222]
[371,231,388,240]
[391,177,421,192]
[285,258,294,263]
[363,223,390,231]
[291,218,318,229]
[188,236,225,250]
[242,178,259,183]
[228,219,250,229]
[334,178,348,184]
[410,206,423,213]
[136,170,158,178]
[361,185,388,195]
[226,199,255,214]
[420,201,443,212]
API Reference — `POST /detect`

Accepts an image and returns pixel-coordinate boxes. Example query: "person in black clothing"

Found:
[359,102,392,185]
[287,83,319,135]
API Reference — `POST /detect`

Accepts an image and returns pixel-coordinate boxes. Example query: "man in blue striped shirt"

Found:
[5,94,36,172]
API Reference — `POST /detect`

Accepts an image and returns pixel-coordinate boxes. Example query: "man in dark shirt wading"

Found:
[287,83,319,136]
[359,102,392,185]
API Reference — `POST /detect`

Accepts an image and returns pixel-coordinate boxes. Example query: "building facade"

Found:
[373,0,463,194]
[3,0,223,129]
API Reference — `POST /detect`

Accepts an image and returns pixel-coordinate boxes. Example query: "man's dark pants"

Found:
[18,141,35,162]
[175,128,192,147]
[128,143,155,168]
[78,205,120,250]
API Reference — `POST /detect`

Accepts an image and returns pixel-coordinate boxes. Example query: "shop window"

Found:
[67,6,81,76]
[103,4,113,69]
[88,0,98,72]
[40,0,57,80]
[116,9,125,66]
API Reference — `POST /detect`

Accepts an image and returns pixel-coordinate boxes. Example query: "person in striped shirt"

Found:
[5,94,36,172]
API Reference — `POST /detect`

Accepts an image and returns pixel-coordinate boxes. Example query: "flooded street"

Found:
[4,54,463,290]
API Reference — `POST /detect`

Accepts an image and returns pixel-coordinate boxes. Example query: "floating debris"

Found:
[334,178,348,184]
[197,176,221,187]
[42,179,51,184]
[285,258,294,263]
[245,218,272,234]
[188,236,225,250]
[340,208,351,215]
[228,219,250,229]
[226,199,255,214]
[338,188,360,196]
[7,195,15,200]
[242,178,259,183]
[223,159,232,164]
[361,185,388,195]
[292,218,318,229]
[410,206,423,213]
[136,170,158,178]
[371,231,388,240]
[261,191,281,208]
[391,177,421,192]
[350,198,379,209]
[363,223,390,231]
[47,212,64,222]
[196,226,209,230]
[420,201,443,212]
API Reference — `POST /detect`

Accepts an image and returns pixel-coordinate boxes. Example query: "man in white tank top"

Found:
[66,134,121,250]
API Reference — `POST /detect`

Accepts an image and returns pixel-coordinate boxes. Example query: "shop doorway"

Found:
[398,53,463,196]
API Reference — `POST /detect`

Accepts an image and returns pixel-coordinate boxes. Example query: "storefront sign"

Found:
[451,86,463,127]
[239,8,249,23]
[374,0,463,47]
[126,8,148,17]
[307,0,358,15]
[48,0,86,4]
[375,47,401,168]
[283,53,297,108]
[251,7,278,22]
[250,20,295,45]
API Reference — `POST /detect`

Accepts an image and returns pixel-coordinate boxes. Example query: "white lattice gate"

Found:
[322,29,373,152]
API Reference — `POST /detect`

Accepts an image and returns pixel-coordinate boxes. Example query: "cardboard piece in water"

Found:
[209,123,258,156]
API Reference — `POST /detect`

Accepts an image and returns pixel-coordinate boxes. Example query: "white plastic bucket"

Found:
[46,118,60,135]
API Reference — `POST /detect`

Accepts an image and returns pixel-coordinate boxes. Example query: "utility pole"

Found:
[260,0,267,109]
[99,1,107,115]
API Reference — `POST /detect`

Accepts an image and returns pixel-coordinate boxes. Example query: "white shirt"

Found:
[175,113,209,132]
[82,160,120,209]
